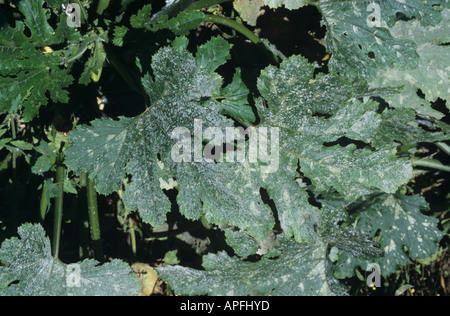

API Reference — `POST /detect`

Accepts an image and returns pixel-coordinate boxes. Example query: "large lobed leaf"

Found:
[65,37,275,241]
[65,1,449,295]
[66,38,437,247]
[256,55,413,201]
[0,0,74,121]
[0,223,140,296]
[157,235,348,296]
[335,193,443,277]
[319,0,446,80]
[370,8,450,119]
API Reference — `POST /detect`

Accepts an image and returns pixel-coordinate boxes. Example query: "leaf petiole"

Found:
[436,142,450,157]
[412,158,450,173]
[87,176,103,262]
[203,15,281,64]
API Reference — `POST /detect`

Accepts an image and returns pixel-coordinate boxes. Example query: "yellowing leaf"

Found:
[132,263,159,296]
[233,0,264,26]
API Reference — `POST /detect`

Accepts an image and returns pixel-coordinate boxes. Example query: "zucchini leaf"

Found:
[0,0,74,121]
[0,223,140,296]
[158,235,348,296]
[335,193,443,277]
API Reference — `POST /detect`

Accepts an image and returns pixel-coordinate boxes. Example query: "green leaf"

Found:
[318,207,383,259]
[157,235,348,296]
[0,223,141,296]
[318,0,445,80]
[130,4,152,28]
[150,10,206,36]
[0,0,73,121]
[257,55,412,200]
[372,108,450,149]
[0,137,12,151]
[219,68,256,125]
[39,179,60,216]
[79,39,107,85]
[224,228,260,257]
[234,0,265,26]
[263,0,309,10]
[16,0,54,47]
[97,0,111,15]
[370,8,450,119]
[150,0,196,24]
[112,25,129,47]
[65,38,275,240]
[9,140,33,151]
[335,193,443,277]
[196,36,231,72]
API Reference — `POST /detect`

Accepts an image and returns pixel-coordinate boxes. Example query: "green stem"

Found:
[39,183,48,222]
[185,0,232,12]
[79,170,88,188]
[77,171,90,259]
[52,160,65,259]
[204,15,280,64]
[10,116,16,171]
[205,15,260,44]
[412,158,450,173]
[116,190,137,257]
[63,40,90,65]
[9,115,18,229]
[97,0,110,15]
[87,176,103,261]
[436,142,450,157]
[128,217,137,258]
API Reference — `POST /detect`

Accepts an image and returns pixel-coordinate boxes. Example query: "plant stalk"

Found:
[87,176,103,261]
[39,183,48,222]
[412,158,450,173]
[10,116,17,171]
[203,15,280,64]
[128,217,137,258]
[77,171,90,259]
[436,142,450,157]
[52,160,65,259]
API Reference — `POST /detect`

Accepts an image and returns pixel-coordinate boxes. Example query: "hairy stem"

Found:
[52,159,65,259]
[87,176,103,261]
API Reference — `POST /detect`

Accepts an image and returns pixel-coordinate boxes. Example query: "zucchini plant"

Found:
[0,0,449,296]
